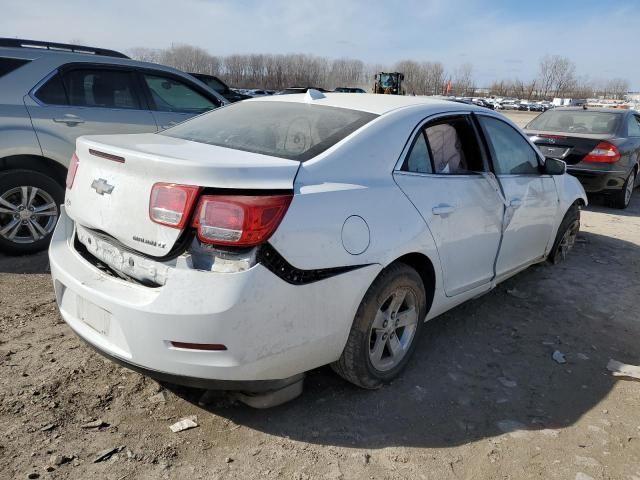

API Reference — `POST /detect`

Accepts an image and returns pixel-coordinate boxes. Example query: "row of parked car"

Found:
[195,81,368,101]
[447,97,555,112]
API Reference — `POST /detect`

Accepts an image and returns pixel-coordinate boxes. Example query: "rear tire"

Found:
[609,168,636,209]
[332,263,427,389]
[548,203,580,265]
[0,170,63,255]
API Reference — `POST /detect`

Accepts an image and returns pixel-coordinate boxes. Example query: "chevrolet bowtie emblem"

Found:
[91,178,114,195]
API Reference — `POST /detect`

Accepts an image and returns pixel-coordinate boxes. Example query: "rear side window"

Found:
[627,115,640,137]
[0,57,30,78]
[161,101,378,161]
[63,69,140,109]
[527,110,619,135]
[34,73,68,105]
[480,116,540,175]
[402,132,432,174]
[143,74,218,113]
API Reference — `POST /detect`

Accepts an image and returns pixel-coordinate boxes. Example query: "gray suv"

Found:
[0,38,227,254]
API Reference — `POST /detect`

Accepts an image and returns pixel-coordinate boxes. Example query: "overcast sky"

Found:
[3,0,639,89]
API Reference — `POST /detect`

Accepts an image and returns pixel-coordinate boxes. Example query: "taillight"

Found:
[149,183,201,229]
[193,194,292,247]
[66,153,80,189]
[584,142,621,163]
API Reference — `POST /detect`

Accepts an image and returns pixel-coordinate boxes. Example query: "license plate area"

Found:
[77,296,111,335]
[539,145,570,158]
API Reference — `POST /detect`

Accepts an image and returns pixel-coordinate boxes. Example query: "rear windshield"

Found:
[161,101,378,161]
[0,57,30,78]
[527,110,620,135]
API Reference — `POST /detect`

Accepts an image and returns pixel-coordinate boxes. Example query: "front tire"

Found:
[0,170,63,255]
[548,203,580,265]
[332,263,427,389]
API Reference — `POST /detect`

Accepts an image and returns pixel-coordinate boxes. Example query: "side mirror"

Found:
[543,157,567,175]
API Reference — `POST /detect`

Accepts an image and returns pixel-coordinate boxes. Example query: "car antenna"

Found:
[304,89,326,102]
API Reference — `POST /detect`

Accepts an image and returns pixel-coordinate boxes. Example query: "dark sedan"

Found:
[189,73,250,103]
[525,107,640,208]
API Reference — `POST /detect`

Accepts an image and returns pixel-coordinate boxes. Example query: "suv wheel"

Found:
[332,263,427,389]
[0,170,63,255]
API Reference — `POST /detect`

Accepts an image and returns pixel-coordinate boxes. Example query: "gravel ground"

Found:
[1,123,640,478]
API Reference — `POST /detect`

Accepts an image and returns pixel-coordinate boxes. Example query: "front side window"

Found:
[161,101,378,161]
[480,116,540,175]
[63,69,140,109]
[424,117,484,174]
[627,115,640,137]
[144,74,217,113]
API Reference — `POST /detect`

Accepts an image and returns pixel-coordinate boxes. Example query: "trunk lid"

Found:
[526,130,616,165]
[67,133,300,257]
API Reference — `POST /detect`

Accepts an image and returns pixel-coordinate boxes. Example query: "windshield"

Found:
[161,101,378,161]
[380,74,395,88]
[528,110,620,135]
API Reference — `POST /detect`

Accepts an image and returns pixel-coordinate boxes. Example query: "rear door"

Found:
[26,65,158,166]
[393,114,504,296]
[476,114,559,277]
[139,71,221,129]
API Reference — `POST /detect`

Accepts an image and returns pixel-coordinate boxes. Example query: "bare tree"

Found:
[128,47,162,64]
[451,63,475,96]
[538,55,576,98]
[605,78,629,100]
[129,43,630,101]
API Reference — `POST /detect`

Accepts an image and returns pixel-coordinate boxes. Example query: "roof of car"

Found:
[551,107,630,114]
[248,92,479,115]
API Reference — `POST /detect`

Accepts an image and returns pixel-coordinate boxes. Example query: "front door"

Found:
[476,114,559,277]
[26,66,158,166]
[393,114,504,296]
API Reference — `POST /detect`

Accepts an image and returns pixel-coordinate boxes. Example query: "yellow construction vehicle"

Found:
[373,72,405,95]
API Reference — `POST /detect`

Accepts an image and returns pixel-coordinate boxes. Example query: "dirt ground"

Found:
[2,131,640,478]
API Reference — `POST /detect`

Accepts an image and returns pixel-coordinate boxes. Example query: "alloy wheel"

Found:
[368,287,419,372]
[625,171,635,207]
[0,186,58,244]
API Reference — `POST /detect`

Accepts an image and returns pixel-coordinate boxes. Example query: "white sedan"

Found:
[49,92,586,407]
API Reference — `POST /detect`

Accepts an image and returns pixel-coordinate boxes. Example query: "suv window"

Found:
[0,57,30,78]
[143,74,217,113]
[34,72,68,105]
[402,132,432,174]
[480,116,540,175]
[627,115,640,137]
[63,69,140,109]
[424,117,484,174]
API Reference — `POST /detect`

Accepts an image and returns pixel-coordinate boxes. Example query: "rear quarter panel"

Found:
[0,104,42,160]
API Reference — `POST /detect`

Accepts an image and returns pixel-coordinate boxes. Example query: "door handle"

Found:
[161,121,178,129]
[432,204,456,215]
[53,115,85,125]
[509,198,523,208]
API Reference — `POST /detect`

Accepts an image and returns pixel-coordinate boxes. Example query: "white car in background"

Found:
[49,93,586,407]
[499,100,520,110]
